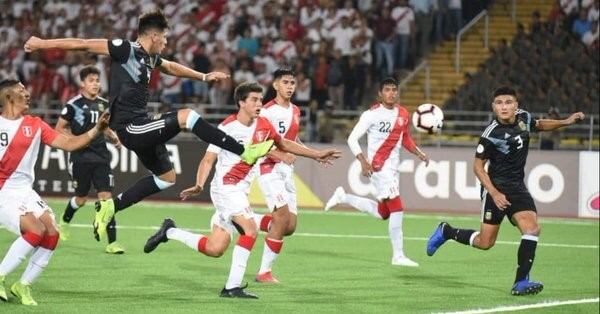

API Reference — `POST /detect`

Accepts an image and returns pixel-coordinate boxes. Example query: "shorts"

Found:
[116,111,180,176]
[0,187,55,235]
[210,212,236,238]
[371,169,400,201]
[210,185,254,234]
[481,188,537,225]
[257,167,297,214]
[70,162,113,196]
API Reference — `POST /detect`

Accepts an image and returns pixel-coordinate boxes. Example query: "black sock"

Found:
[62,197,80,223]
[191,118,244,155]
[107,217,117,243]
[114,176,161,212]
[442,223,475,246]
[515,236,538,283]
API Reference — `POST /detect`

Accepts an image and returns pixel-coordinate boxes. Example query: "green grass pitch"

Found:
[1,199,598,313]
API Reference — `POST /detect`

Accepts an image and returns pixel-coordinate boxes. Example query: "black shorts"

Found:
[116,111,181,176]
[70,162,113,197]
[480,189,537,225]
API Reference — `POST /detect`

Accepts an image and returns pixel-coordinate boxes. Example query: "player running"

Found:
[23,10,273,242]
[55,66,125,254]
[324,77,429,267]
[0,79,109,305]
[143,82,340,299]
[426,86,585,296]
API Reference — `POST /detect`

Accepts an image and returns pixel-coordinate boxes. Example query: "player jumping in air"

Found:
[23,10,273,242]
[325,77,430,267]
[426,86,585,295]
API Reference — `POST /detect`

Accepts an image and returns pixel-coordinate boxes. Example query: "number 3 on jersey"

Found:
[515,135,523,149]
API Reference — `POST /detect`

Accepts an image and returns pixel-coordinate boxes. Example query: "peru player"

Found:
[143,82,339,299]
[325,77,429,267]
[0,80,109,305]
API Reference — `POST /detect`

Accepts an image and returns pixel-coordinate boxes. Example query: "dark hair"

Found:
[272,68,295,80]
[138,10,169,35]
[234,82,264,107]
[79,66,101,81]
[0,79,20,105]
[379,77,398,91]
[492,86,517,98]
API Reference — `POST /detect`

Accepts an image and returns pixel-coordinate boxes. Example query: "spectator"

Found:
[410,0,434,58]
[374,6,396,77]
[392,0,416,70]
[294,71,312,108]
[573,9,592,38]
[318,101,335,143]
[327,49,346,109]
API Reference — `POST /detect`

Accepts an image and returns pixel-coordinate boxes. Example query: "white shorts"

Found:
[371,169,400,201]
[257,169,297,215]
[0,187,55,235]
[210,211,236,238]
[210,185,254,233]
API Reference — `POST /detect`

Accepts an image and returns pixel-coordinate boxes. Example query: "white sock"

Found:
[20,247,54,285]
[225,245,251,289]
[166,228,204,251]
[258,238,282,274]
[0,237,36,276]
[344,194,383,219]
[388,212,404,259]
[253,214,264,228]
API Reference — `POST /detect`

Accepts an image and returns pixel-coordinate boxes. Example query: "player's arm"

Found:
[347,113,372,176]
[267,148,296,165]
[275,138,341,163]
[50,112,109,152]
[104,128,121,149]
[401,122,429,166]
[158,59,229,81]
[180,151,218,200]
[535,112,585,131]
[24,36,109,55]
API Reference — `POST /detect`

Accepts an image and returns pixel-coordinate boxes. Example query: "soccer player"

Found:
[55,66,125,254]
[143,82,340,299]
[253,68,303,283]
[0,79,109,305]
[426,86,585,296]
[23,10,273,242]
[324,77,429,267]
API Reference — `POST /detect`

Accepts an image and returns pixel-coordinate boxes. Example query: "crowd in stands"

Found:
[446,0,599,116]
[0,0,496,117]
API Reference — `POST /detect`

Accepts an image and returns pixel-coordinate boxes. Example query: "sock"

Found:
[114,175,173,212]
[388,212,404,258]
[225,235,255,289]
[344,193,383,219]
[515,235,538,283]
[20,247,54,285]
[0,233,42,276]
[258,238,283,274]
[107,217,117,244]
[190,115,244,155]
[253,214,272,232]
[166,228,205,252]
[62,197,80,223]
[442,224,476,246]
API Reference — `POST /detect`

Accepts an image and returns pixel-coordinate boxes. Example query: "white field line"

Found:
[26,223,596,249]
[435,297,599,314]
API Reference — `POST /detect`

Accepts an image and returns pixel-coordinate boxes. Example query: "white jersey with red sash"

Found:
[258,100,300,175]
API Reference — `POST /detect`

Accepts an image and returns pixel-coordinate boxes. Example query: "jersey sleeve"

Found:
[266,122,283,143]
[108,39,131,63]
[524,110,538,132]
[39,119,59,145]
[401,118,417,152]
[347,111,371,156]
[475,136,494,160]
[59,104,75,122]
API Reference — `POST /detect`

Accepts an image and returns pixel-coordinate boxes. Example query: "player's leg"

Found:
[60,162,91,241]
[427,190,503,256]
[14,211,59,306]
[386,196,418,266]
[93,163,124,253]
[325,186,386,219]
[509,198,543,295]
[222,213,258,299]
[177,108,272,164]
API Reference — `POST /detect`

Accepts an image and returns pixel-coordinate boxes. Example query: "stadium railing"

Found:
[399,59,431,103]
[455,9,489,73]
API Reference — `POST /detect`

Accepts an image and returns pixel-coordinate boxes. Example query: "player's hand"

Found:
[180,185,203,201]
[95,111,110,131]
[360,160,373,178]
[205,72,230,81]
[566,112,585,125]
[418,153,430,167]
[111,138,122,149]
[490,191,511,210]
[24,36,44,52]
[316,149,341,165]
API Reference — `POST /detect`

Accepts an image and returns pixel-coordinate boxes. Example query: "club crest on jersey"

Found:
[22,126,32,137]
[98,103,105,112]
[255,130,269,142]
[518,121,527,131]
[396,117,407,126]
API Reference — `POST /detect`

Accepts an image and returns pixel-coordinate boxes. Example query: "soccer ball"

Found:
[412,103,444,134]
